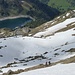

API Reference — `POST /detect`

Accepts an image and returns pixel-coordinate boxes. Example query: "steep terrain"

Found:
[40,0,75,12]
[0,0,60,28]
[0,10,75,75]
[30,10,75,36]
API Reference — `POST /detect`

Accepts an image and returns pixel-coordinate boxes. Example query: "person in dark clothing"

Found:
[45,62,47,66]
[49,61,51,65]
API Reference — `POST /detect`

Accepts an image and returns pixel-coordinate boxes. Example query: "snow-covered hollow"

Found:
[34,18,75,37]
[17,63,75,75]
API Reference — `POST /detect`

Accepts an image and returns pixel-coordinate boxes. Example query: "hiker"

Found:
[48,61,51,65]
[45,62,48,66]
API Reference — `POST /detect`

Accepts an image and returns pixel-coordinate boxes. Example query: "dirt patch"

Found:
[72,34,75,36]
[58,56,75,64]
[66,48,75,52]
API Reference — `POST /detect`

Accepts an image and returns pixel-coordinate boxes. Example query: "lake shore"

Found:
[0,15,35,21]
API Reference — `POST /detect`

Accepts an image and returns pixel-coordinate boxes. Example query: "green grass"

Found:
[48,0,75,12]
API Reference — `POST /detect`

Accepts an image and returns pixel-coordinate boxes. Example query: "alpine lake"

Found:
[0,17,32,29]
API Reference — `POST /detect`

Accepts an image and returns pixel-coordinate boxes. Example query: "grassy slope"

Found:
[48,0,69,12]
[48,0,75,12]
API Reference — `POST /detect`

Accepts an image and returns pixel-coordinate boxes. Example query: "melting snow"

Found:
[34,18,75,37]
[66,13,70,16]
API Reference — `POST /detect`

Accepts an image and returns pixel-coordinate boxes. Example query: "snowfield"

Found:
[0,12,75,75]
[0,28,75,66]
[34,18,75,37]
[0,27,75,74]
[17,63,75,75]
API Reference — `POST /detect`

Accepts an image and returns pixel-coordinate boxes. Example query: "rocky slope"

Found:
[30,10,75,36]
[0,10,75,37]
[0,27,32,38]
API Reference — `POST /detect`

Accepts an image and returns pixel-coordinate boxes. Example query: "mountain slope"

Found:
[0,0,60,28]
[40,0,75,12]
[0,10,75,75]
[30,10,75,36]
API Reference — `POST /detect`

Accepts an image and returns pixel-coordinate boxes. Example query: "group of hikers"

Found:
[45,61,51,66]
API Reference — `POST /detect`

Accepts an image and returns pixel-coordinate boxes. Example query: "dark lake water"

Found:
[0,17,31,29]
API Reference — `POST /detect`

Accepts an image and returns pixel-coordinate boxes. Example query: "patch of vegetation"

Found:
[25,18,47,28]
[40,0,75,13]
[39,0,49,4]
[66,48,75,52]
[0,0,60,28]
[48,0,75,13]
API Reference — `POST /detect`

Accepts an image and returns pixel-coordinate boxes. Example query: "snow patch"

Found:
[17,63,75,75]
[34,18,75,37]
[66,13,70,16]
